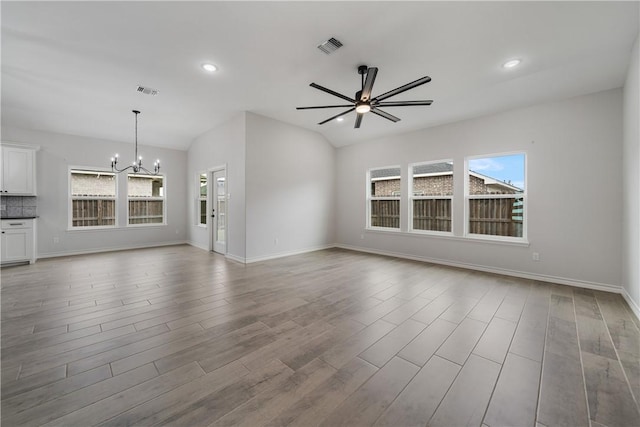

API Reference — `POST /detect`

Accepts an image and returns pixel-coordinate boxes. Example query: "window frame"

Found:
[68,167,118,230]
[464,151,527,243]
[126,173,167,227]
[196,172,207,228]
[366,165,402,231]
[408,159,454,236]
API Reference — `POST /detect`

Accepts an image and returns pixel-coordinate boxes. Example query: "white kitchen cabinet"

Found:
[1,219,36,264]
[1,144,37,195]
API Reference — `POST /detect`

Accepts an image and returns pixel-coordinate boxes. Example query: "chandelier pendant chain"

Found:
[134,110,139,171]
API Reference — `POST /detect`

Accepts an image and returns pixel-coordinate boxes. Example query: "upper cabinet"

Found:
[1,144,38,195]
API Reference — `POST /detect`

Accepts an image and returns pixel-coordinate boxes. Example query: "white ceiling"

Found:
[2,1,638,150]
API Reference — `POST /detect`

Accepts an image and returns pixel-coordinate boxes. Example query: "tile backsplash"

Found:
[0,196,37,218]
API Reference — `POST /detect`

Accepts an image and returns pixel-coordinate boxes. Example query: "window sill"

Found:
[127,223,167,228]
[463,234,529,246]
[408,229,454,238]
[68,226,117,232]
[67,224,167,231]
[365,228,530,247]
[366,226,402,233]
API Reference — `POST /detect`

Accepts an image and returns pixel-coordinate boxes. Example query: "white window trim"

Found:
[464,152,527,243]
[366,166,401,231]
[365,227,530,247]
[408,160,454,236]
[68,167,118,231]
[196,172,207,228]
[126,173,167,227]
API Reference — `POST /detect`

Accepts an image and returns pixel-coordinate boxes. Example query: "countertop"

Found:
[1,216,38,220]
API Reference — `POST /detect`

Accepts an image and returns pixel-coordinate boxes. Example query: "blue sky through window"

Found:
[469,154,525,190]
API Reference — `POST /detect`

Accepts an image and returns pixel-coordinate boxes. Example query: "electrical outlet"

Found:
[274,238,278,245]
[360,234,364,239]
[53,236,59,244]
[532,252,540,261]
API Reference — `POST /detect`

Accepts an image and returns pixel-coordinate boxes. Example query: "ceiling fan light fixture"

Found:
[502,59,521,69]
[355,102,371,114]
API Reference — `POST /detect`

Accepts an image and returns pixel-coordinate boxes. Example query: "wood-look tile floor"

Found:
[1,245,639,427]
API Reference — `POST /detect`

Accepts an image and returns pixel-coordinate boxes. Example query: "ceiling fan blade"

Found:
[296,105,354,110]
[354,113,364,128]
[310,83,356,103]
[360,67,378,102]
[318,107,355,125]
[375,100,433,107]
[373,76,432,102]
[371,108,401,123]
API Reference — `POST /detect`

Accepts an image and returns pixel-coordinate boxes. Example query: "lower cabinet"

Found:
[1,219,35,264]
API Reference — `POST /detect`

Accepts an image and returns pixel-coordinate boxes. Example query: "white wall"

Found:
[244,113,335,261]
[186,112,335,263]
[336,89,623,290]
[187,113,246,260]
[622,33,640,314]
[1,126,188,257]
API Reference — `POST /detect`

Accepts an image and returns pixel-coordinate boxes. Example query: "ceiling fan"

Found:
[297,65,433,128]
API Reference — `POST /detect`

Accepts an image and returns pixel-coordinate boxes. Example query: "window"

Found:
[410,161,453,233]
[198,173,207,226]
[127,174,165,225]
[368,166,401,229]
[69,169,116,228]
[466,153,526,239]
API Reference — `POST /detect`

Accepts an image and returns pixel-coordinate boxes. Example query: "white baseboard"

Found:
[245,244,336,264]
[621,288,640,321]
[195,244,336,264]
[335,244,622,294]
[187,241,209,251]
[220,244,333,264]
[37,240,189,260]
[225,253,246,264]
[186,243,247,264]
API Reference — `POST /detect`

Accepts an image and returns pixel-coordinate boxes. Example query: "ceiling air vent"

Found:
[317,37,343,55]
[136,85,159,96]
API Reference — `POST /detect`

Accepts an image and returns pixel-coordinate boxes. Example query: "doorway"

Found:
[209,167,227,254]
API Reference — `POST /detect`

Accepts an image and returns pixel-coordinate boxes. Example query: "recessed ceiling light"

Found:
[201,63,218,73]
[337,117,344,122]
[502,59,521,69]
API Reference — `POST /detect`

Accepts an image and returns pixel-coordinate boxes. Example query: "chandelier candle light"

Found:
[111,110,160,175]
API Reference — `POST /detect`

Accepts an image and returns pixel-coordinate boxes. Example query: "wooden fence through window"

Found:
[129,200,164,224]
[370,199,400,228]
[412,199,451,232]
[371,197,523,236]
[72,199,115,227]
[468,197,523,237]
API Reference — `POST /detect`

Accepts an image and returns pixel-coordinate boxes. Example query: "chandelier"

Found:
[111,110,160,175]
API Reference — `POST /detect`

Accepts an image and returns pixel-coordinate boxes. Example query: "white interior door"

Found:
[210,169,226,254]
